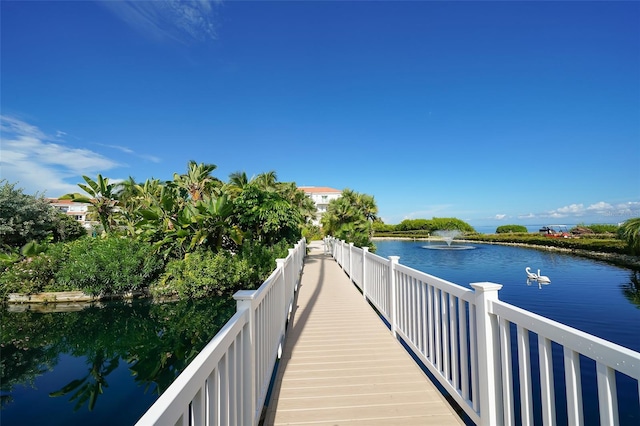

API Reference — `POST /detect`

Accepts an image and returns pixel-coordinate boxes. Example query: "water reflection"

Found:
[526,278,552,290]
[0,297,235,422]
[621,271,640,309]
[49,350,119,411]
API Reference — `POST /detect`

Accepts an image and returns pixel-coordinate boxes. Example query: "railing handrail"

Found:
[136,308,250,424]
[491,299,640,380]
[136,238,306,426]
[325,236,640,426]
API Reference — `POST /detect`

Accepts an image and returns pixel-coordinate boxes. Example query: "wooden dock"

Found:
[262,241,466,425]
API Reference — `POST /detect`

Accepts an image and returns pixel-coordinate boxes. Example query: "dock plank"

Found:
[262,241,465,426]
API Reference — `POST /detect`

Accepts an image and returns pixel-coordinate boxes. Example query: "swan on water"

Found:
[525,267,538,280]
[537,269,551,283]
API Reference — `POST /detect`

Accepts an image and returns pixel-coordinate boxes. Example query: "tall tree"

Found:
[60,174,118,234]
[321,188,377,248]
[233,183,302,246]
[0,180,58,248]
[224,171,249,199]
[172,161,220,202]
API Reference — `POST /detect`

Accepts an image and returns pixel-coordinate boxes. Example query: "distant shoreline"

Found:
[371,237,640,270]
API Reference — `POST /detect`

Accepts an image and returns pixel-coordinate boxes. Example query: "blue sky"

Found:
[1,1,639,228]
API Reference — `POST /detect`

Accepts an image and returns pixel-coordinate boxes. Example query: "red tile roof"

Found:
[298,186,342,194]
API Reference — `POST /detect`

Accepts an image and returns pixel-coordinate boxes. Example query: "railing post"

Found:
[288,248,296,290]
[348,242,354,279]
[362,247,369,300]
[389,256,400,338]
[341,240,346,270]
[276,259,287,354]
[471,282,504,426]
[233,290,257,425]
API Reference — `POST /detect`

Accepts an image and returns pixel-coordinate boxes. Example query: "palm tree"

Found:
[224,171,250,199]
[173,161,220,202]
[321,189,378,247]
[620,217,640,255]
[254,171,278,191]
[60,174,118,234]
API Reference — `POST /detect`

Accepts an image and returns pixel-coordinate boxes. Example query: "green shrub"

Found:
[389,217,476,233]
[302,224,323,241]
[154,251,242,298]
[55,237,163,295]
[153,241,288,299]
[51,213,88,242]
[0,243,71,298]
[586,224,619,234]
[0,254,57,297]
[496,225,528,234]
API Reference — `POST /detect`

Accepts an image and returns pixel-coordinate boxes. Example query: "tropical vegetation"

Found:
[321,189,378,249]
[0,180,86,267]
[372,217,475,237]
[496,224,528,234]
[0,163,320,300]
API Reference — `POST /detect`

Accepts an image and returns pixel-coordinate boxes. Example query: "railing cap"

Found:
[470,282,503,292]
[233,289,257,301]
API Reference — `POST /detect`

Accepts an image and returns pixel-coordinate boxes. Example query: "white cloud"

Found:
[586,202,613,213]
[0,115,120,197]
[494,214,507,220]
[99,0,220,44]
[555,203,585,215]
[96,143,162,163]
[509,200,640,223]
[517,213,536,219]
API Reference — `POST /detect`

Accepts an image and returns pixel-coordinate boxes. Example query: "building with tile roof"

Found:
[47,198,95,229]
[299,186,342,226]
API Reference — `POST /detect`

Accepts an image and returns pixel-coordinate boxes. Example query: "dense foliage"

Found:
[0,238,164,298]
[619,217,640,255]
[374,217,476,235]
[321,189,378,249]
[0,180,85,250]
[496,224,528,234]
[55,237,164,295]
[1,163,317,300]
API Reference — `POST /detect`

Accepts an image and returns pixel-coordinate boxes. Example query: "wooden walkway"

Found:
[262,241,466,425]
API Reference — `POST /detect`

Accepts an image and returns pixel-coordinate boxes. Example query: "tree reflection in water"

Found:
[1,297,235,414]
[50,350,119,411]
[621,270,640,309]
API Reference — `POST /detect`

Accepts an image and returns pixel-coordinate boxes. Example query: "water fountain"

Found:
[422,229,475,250]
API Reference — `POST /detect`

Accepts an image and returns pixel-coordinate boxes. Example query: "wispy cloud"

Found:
[99,0,220,44]
[0,115,120,197]
[95,143,162,163]
[512,201,640,223]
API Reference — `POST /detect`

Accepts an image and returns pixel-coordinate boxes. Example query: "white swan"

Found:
[525,267,538,280]
[537,269,551,283]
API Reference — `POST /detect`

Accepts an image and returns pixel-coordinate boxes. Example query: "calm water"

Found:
[0,297,235,426]
[374,240,640,425]
[2,243,638,425]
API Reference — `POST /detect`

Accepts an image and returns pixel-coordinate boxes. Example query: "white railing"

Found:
[325,237,640,426]
[136,239,306,426]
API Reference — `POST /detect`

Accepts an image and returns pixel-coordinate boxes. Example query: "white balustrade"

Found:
[136,239,306,426]
[325,236,640,426]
